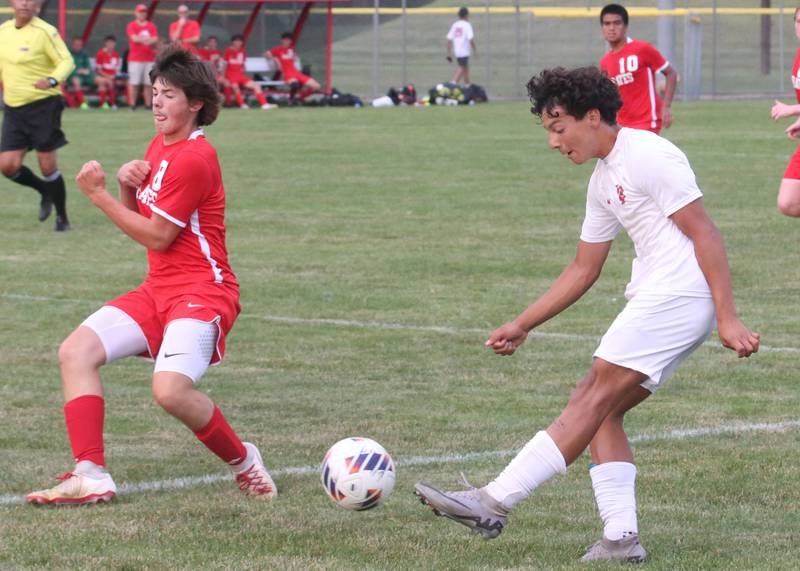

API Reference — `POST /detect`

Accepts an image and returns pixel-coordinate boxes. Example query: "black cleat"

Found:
[54,216,71,232]
[39,194,53,222]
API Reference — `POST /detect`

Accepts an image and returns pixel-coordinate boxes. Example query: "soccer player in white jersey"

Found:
[415,67,759,562]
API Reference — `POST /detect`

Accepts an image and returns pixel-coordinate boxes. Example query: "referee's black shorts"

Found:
[1,95,68,153]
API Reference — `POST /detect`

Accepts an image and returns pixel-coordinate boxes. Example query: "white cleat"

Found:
[261,103,275,110]
[581,534,647,563]
[240,104,249,109]
[26,464,117,506]
[232,442,276,500]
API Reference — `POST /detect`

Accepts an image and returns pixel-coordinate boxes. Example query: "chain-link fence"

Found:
[31,1,800,100]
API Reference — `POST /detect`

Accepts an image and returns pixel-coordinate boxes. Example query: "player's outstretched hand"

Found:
[485,322,528,356]
[117,160,151,191]
[717,318,760,358]
[772,99,793,121]
[76,161,108,202]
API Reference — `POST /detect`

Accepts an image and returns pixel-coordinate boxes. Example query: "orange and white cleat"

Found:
[27,464,117,506]
[232,442,276,500]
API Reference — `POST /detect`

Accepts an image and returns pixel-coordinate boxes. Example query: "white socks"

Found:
[74,460,108,478]
[590,461,638,540]
[484,431,567,510]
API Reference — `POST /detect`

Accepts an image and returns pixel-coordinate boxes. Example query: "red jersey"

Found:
[600,38,669,132]
[135,129,238,294]
[126,20,158,62]
[268,45,299,76]
[223,47,246,78]
[792,47,800,103]
[95,49,121,77]
[169,19,201,49]
[198,47,221,63]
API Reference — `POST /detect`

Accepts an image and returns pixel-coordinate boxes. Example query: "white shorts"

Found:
[128,61,154,86]
[81,306,217,383]
[594,295,715,393]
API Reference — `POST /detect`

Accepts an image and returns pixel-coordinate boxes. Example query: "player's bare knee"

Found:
[0,155,22,177]
[58,331,103,370]
[777,195,800,217]
[152,381,189,415]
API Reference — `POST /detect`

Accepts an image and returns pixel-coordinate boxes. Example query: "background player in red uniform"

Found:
[169,4,200,52]
[94,35,121,109]
[222,34,273,109]
[26,47,276,506]
[126,4,159,110]
[770,7,800,217]
[599,4,677,133]
[265,32,321,102]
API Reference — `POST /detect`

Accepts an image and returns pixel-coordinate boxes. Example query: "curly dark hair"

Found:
[526,66,622,125]
[150,46,221,126]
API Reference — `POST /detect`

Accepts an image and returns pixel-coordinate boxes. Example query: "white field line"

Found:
[2,292,798,353]
[1,419,798,507]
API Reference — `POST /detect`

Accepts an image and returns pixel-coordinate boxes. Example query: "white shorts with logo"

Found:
[82,305,218,383]
[594,295,715,393]
[128,61,154,86]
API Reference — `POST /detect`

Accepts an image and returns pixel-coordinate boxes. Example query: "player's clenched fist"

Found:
[76,161,108,201]
[485,321,528,356]
[117,160,151,190]
[717,318,760,358]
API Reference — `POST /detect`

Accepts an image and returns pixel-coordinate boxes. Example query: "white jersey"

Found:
[580,128,711,300]
[447,20,474,58]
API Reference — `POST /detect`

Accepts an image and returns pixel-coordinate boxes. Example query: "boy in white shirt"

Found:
[415,66,759,562]
[446,7,476,84]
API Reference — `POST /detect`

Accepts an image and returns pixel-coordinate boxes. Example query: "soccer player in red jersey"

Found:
[265,32,322,102]
[95,35,121,109]
[598,4,677,133]
[222,34,273,109]
[126,4,159,110]
[770,7,800,217]
[169,4,201,52]
[26,47,276,506]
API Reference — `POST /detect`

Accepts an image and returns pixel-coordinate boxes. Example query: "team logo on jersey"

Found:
[136,159,169,207]
[616,184,626,205]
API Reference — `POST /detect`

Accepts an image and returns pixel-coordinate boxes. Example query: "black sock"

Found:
[6,165,45,195]
[42,172,68,220]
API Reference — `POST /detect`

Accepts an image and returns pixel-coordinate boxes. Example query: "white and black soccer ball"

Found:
[320,437,396,511]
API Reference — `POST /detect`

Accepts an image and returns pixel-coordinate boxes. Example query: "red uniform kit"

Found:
[223,47,249,86]
[108,129,240,363]
[126,20,158,62]
[95,49,121,77]
[268,45,310,85]
[784,48,800,180]
[600,38,669,133]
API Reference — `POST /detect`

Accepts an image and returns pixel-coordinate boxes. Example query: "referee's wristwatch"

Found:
[47,77,58,88]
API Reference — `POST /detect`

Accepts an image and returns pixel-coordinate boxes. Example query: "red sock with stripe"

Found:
[194,406,247,465]
[64,395,105,466]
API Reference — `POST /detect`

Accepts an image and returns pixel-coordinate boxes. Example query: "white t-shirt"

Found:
[580,128,711,300]
[447,20,474,58]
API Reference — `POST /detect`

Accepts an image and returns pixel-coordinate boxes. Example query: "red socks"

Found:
[223,86,233,106]
[234,91,245,107]
[193,406,247,465]
[256,92,267,106]
[64,395,105,466]
[99,90,107,106]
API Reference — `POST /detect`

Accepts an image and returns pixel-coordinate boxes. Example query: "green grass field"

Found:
[1,101,799,570]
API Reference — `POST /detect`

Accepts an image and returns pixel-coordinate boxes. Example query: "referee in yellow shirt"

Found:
[0,0,74,231]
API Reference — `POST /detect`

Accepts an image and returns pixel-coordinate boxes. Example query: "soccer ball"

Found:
[320,437,396,511]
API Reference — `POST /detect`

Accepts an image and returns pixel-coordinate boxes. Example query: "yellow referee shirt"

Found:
[0,16,74,107]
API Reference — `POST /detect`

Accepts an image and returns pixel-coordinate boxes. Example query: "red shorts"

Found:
[284,71,312,86]
[106,281,240,364]
[784,145,800,179]
[226,73,251,88]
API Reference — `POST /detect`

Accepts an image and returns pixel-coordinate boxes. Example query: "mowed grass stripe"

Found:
[2,418,797,507]
[2,292,799,353]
